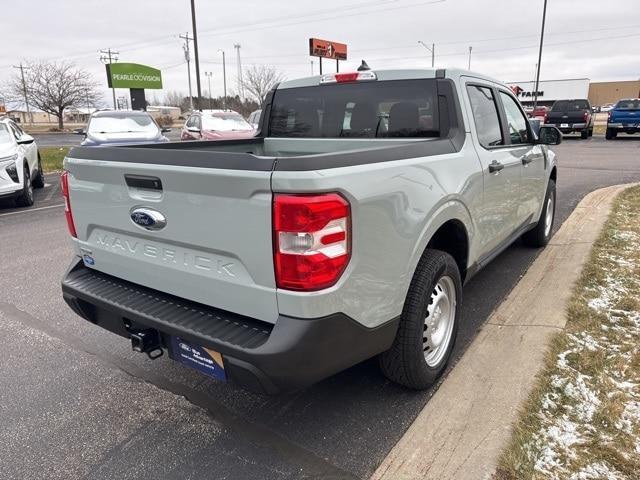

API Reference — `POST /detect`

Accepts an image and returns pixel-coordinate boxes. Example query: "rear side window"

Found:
[551,100,590,112]
[466,85,503,147]
[499,92,531,145]
[269,79,439,138]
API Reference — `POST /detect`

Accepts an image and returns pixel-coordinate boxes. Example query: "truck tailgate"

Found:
[64,152,278,323]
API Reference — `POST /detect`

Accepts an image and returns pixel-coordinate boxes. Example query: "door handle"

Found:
[522,155,534,165]
[489,160,504,173]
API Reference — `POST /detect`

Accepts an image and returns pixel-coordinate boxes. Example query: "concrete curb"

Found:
[371,183,638,480]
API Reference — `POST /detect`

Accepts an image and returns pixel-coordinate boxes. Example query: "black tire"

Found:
[588,128,593,137]
[15,166,34,207]
[379,249,461,389]
[32,153,45,189]
[580,129,589,139]
[522,179,556,248]
[605,128,617,140]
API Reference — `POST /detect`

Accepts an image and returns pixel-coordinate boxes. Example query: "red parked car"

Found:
[529,105,548,119]
[181,110,255,141]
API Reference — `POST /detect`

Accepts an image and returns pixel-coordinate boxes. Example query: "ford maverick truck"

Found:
[61,68,561,393]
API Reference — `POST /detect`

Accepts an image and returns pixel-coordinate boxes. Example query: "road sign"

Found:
[106,63,163,89]
[309,38,347,60]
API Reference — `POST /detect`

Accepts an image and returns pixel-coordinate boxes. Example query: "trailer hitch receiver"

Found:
[130,329,163,360]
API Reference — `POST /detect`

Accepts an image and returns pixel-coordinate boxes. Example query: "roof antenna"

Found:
[357,60,370,71]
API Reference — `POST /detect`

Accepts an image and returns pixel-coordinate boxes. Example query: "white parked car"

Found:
[0,117,44,207]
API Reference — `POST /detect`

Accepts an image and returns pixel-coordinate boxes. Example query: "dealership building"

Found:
[506,79,640,108]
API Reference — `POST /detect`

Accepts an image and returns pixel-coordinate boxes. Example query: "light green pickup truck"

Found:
[60,67,561,393]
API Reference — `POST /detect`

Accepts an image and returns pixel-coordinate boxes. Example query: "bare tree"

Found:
[7,61,101,129]
[164,90,185,110]
[241,65,284,106]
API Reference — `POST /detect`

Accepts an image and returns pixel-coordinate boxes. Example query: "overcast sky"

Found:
[1,0,638,106]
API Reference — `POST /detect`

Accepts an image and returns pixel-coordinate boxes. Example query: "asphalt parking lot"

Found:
[1,136,639,480]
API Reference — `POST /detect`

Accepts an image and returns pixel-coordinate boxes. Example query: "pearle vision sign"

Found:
[106,63,163,89]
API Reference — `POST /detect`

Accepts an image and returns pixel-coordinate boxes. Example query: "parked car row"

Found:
[522,97,639,140]
[0,117,44,207]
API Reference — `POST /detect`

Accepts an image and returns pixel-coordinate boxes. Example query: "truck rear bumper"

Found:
[61,258,399,394]
[608,123,640,131]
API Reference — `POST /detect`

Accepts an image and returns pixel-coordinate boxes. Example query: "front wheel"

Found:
[32,153,45,189]
[15,166,34,207]
[379,249,461,389]
[522,179,556,247]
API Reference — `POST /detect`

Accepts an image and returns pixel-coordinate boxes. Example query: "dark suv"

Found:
[545,99,594,139]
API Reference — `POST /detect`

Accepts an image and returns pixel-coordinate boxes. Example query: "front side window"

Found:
[499,92,531,145]
[0,124,14,145]
[269,79,439,138]
[466,85,503,148]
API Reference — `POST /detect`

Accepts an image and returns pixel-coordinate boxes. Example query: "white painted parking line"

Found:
[43,182,60,202]
[0,203,65,217]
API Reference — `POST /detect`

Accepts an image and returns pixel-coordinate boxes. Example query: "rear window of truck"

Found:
[269,79,439,138]
[551,100,590,112]
[615,100,640,110]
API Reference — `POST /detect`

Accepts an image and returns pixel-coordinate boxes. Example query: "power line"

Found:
[12,63,31,124]
[99,48,119,109]
[179,33,194,110]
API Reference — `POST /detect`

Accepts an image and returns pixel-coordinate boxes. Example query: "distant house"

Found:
[64,107,98,123]
[6,110,55,124]
[147,105,182,122]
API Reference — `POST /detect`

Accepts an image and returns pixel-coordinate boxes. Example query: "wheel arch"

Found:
[425,219,470,282]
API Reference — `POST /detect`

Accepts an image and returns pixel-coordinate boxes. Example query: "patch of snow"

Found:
[568,462,618,480]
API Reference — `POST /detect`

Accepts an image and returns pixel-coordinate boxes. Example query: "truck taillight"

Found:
[583,111,589,122]
[60,170,77,238]
[608,112,611,122]
[273,193,350,291]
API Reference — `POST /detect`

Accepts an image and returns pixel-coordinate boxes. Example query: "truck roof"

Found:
[277,68,504,89]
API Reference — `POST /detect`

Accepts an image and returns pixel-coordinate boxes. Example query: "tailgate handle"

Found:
[125,175,163,191]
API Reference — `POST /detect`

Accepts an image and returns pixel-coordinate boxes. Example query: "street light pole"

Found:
[418,41,434,67]
[204,71,213,110]
[189,0,202,105]
[468,46,472,70]
[533,0,548,111]
[218,50,227,110]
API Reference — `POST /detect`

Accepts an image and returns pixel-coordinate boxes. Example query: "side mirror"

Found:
[187,126,201,134]
[538,125,562,145]
[73,128,86,135]
[17,133,35,145]
[161,127,172,133]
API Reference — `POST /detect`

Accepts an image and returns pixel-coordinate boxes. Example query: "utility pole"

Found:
[468,46,472,70]
[204,71,213,110]
[234,44,244,101]
[533,0,548,111]
[100,48,119,110]
[190,0,202,103]
[218,50,227,110]
[179,33,194,111]
[310,60,314,76]
[418,41,434,67]
[12,63,31,124]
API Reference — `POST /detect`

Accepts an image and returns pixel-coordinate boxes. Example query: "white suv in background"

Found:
[0,118,44,207]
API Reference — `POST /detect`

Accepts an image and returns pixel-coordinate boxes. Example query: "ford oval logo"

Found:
[130,207,167,231]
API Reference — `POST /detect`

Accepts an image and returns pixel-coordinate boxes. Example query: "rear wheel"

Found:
[32,153,45,189]
[588,127,593,137]
[605,128,617,140]
[379,249,461,389]
[580,129,589,139]
[15,166,34,207]
[522,179,556,247]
